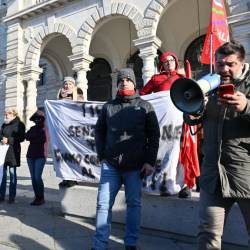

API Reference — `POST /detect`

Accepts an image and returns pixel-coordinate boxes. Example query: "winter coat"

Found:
[25,110,48,159]
[140,51,185,95]
[95,93,160,171]
[0,117,25,167]
[139,71,184,95]
[184,64,250,198]
[26,125,48,158]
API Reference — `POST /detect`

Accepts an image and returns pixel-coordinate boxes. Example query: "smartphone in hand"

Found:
[218,84,235,98]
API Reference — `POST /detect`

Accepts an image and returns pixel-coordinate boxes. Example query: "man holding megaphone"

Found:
[182,40,250,250]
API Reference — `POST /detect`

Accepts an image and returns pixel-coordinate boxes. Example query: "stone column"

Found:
[3,21,24,119]
[69,53,93,101]
[134,36,162,85]
[23,66,42,128]
[111,72,118,99]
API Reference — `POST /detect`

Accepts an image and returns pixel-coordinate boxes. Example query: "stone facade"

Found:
[227,0,250,58]
[0,0,249,127]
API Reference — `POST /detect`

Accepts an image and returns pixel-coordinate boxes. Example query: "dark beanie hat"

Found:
[117,68,136,86]
[30,110,45,121]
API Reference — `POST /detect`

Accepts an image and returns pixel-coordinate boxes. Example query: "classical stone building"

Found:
[0,0,250,127]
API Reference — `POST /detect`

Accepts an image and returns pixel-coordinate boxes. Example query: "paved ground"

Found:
[0,159,246,250]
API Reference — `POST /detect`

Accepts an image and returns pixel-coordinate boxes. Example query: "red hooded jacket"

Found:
[140,52,185,95]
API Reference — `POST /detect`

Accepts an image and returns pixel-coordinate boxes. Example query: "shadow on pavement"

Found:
[0,193,123,250]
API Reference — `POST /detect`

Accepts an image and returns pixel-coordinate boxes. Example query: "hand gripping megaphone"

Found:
[170,74,221,115]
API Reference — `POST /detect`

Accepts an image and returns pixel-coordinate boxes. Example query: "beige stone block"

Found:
[117,2,126,14]
[86,17,96,29]
[128,7,137,19]
[123,4,132,16]
[97,7,104,18]
[150,1,163,14]
[156,0,169,7]
[111,2,119,14]
[91,9,100,23]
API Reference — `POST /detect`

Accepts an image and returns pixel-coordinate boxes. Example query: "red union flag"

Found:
[201,0,230,65]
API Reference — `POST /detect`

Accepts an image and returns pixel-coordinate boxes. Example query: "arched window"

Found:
[184,35,210,80]
[126,51,143,89]
[87,58,112,101]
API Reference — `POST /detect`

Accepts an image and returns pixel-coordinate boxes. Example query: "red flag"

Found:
[201,0,230,65]
[179,124,200,189]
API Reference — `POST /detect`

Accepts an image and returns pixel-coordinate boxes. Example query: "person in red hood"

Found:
[139,51,185,95]
[140,52,199,199]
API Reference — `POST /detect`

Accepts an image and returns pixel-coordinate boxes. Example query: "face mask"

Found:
[118,89,136,96]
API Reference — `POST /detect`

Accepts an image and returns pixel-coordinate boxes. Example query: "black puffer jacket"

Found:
[95,94,160,171]
[0,117,26,167]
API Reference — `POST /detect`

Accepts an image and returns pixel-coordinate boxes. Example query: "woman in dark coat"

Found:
[0,107,25,203]
[25,110,48,205]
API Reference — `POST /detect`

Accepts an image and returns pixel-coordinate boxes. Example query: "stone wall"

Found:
[0,22,6,122]
[227,0,250,15]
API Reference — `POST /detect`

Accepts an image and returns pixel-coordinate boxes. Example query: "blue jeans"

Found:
[0,165,17,200]
[92,161,142,250]
[27,158,46,198]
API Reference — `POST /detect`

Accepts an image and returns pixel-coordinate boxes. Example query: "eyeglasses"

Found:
[163,59,176,64]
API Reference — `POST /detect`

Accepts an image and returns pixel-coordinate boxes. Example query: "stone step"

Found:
[60,184,248,247]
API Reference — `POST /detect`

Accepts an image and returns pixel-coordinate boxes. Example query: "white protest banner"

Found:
[141,92,184,194]
[0,144,9,186]
[44,91,184,194]
[44,99,103,182]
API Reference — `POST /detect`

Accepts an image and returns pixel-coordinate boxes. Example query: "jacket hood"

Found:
[159,51,180,72]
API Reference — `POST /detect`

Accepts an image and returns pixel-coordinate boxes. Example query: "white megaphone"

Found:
[170,74,221,115]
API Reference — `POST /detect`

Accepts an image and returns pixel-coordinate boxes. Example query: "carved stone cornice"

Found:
[22,65,42,82]
[3,0,76,23]
[68,52,94,71]
[134,35,162,51]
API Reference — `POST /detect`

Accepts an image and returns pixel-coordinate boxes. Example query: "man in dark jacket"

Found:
[0,107,25,203]
[185,41,250,250]
[92,68,160,250]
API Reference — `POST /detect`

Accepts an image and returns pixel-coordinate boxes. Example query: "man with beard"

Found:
[184,40,250,250]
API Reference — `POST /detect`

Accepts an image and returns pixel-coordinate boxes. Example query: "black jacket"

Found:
[95,94,160,171]
[0,117,26,167]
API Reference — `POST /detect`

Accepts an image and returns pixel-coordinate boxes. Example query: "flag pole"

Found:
[210,31,213,75]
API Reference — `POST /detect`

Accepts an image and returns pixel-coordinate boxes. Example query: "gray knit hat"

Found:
[63,76,75,85]
[117,68,136,86]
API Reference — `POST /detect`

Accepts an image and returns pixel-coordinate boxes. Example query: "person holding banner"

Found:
[57,76,84,101]
[139,51,186,95]
[185,41,250,250]
[57,76,83,187]
[25,110,48,206]
[92,68,160,250]
[140,51,198,198]
[0,107,25,203]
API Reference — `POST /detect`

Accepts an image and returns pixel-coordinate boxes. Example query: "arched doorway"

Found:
[87,58,112,101]
[37,34,73,107]
[184,35,210,80]
[126,50,143,89]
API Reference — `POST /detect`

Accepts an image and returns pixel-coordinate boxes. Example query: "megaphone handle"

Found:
[183,113,204,126]
[189,124,203,136]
